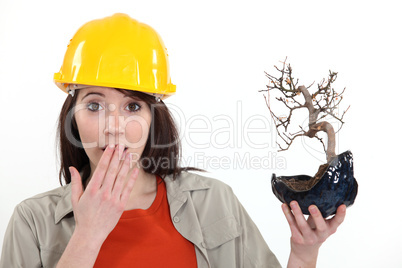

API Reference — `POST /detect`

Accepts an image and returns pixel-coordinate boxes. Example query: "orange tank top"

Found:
[93,176,197,267]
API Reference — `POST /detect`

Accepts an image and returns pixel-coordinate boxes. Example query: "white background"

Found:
[0,0,401,267]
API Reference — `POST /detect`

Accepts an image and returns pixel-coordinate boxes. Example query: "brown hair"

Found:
[57,88,201,185]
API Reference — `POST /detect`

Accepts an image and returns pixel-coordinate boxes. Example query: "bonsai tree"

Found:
[262,59,357,217]
[261,58,349,163]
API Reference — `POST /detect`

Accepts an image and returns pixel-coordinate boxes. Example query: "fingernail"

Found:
[310,205,318,214]
[339,204,346,212]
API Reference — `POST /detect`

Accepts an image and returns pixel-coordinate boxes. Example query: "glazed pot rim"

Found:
[272,150,353,192]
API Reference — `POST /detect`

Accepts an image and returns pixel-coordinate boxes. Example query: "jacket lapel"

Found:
[164,173,211,268]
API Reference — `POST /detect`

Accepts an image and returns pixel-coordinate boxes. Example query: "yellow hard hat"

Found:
[54,13,175,98]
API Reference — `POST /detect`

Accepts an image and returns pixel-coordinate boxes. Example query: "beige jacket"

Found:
[1,172,281,268]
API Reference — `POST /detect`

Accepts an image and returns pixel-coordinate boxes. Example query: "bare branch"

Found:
[263,59,349,163]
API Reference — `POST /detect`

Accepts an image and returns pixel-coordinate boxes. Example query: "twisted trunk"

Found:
[298,86,336,162]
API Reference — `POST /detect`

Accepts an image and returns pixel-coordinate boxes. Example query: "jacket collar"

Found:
[164,171,212,267]
[54,184,73,224]
[165,172,211,192]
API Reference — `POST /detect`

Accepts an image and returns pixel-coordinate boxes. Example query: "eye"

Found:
[125,102,141,112]
[87,102,103,111]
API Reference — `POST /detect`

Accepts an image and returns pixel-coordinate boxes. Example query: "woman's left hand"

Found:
[282,201,346,268]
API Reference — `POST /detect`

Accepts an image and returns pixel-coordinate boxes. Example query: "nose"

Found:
[104,107,125,136]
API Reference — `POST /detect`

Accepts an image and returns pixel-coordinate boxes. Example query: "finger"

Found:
[100,144,125,191]
[308,205,327,232]
[120,168,139,203]
[328,204,346,232]
[282,203,303,239]
[87,144,116,190]
[69,166,83,210]
[111,152,131,195]
[290,201,313,236]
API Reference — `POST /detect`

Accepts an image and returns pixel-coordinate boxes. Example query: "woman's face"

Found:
[74,86,152,170]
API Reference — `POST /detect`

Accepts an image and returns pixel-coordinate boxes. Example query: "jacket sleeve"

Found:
[0,204,42,268]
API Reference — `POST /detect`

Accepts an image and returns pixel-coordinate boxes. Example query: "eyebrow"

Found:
[81,92,105,101]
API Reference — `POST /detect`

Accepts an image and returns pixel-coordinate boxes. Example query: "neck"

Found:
[130,168,157,197]
[125,168,157,210]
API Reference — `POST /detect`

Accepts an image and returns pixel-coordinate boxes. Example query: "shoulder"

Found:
[165,171,241,214]
[3,186,75,265]
[170,171,233,190]
[166,171,236,198]
[18,185,68,209]
[14,185,71,224]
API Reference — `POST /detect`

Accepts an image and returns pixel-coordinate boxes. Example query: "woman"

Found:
[0,13,346,267]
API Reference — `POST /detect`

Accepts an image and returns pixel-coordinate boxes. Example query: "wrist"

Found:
[288,250,318,268]
[57,229,105,268]
[71,227,106,252]
[288,244,320,268]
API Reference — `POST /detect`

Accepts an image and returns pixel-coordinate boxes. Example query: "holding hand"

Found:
[282,201,346,268]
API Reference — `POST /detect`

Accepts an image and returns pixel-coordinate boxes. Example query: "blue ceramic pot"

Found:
[271,150,358,218]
